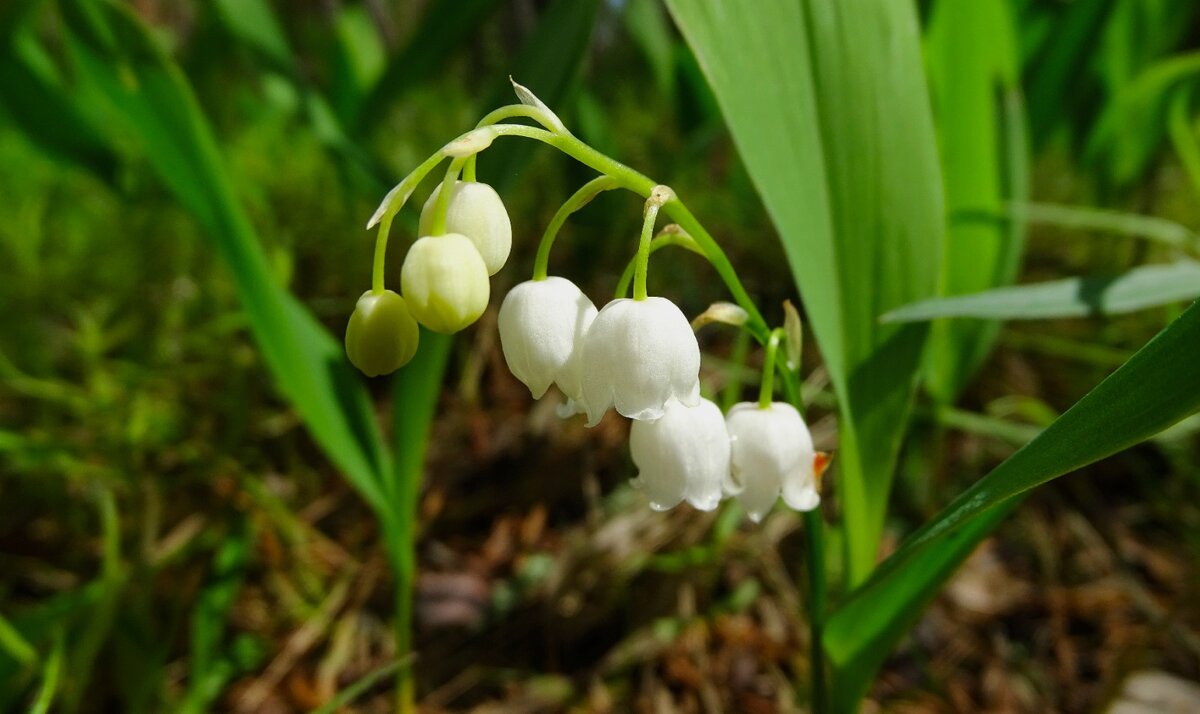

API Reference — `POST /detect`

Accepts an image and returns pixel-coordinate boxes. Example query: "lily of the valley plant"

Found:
[344,80,830,712]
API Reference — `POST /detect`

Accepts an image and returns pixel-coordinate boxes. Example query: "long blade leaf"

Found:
[666,0,944,584]
[57,0,390,513]
[883,261,1200,322]
[825,297,1200,707]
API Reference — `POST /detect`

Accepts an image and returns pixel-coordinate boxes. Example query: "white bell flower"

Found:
[419,181,512,275]
[579,297,701,426]
[629,397,729,512]
[497,277,597,404]
[725,401,821,522]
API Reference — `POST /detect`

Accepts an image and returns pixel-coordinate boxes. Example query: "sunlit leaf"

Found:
[57,0,391,513]
[883,261,1200,322]
[666,0,944,585]
[825,298,1200,708]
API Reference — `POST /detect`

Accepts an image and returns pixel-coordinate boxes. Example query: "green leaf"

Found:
[57,0,391,513]
[665,0,944,585]
[882,261,1200,322]
[623,0,676,98]
[1086,51,1200,188]
[0,30,117,180]
[181,526,252,714]
[357,0,499,131]
[480,0,600,192]
[923,0,1028,402]
[211,0,295,75]
[825,298,1200,708]
[1002,201,1200,252]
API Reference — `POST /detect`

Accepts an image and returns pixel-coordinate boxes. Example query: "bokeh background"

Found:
[1,0,1199,711]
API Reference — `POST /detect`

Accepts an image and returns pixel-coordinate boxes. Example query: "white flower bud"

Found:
[498,277,597,403]
[400,233,490,334]
[419,181,512,275]
[629,397,730,512]
[579,297,701,426]
[725,401,820,522]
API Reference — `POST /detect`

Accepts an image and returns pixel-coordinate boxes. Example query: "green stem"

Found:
[614,233,707,299]
[533,175,619,281]
[430,157,466,237]
[475,103,565,133]
[758,328,785,408]
[368,151,446,294]
[804,508,828,714]
[633,199,662,301]
[372,212,393,295]
[477,123,769,341]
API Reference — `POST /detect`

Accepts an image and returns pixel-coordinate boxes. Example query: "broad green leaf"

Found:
[666,0,944,585]
[923,0,1027,403]
[883,261,1200,322]
[57,0,390,513]
[825,298,1200,709]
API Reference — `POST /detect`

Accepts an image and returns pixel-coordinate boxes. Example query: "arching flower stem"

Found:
[759,328,787,409]
[429,156,467,237]
[633,188,672,301]
[614,229,707,299]
[532,175,620,281]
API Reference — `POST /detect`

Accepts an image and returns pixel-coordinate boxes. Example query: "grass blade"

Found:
[666,0,944,585]
[825,298,1200,708]
[357,0,499,131]
[882,261,1200,322]
[1001,201,1200,252]
[57,0,391,512]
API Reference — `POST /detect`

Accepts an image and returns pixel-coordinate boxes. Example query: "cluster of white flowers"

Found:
[348,168,825,522]
[499,276,823,522]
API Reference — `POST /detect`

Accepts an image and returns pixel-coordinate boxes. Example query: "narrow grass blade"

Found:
[666,0,944,585]
[181,526,252,714]
[357,0,499,131]
[0,32,117,180]
[28,630,63,714]
[825,298,1200,708]
[211,0,294,74]
[309,659,403,714]
[1086,51,1200,188]
[0,612,36,667]
[882,261,1200,322]
[1023,0,1113,147]
[623,0,676,98]
[923,0,1027,402]
[999,201,1200,252]
[480,0,601,192]
[57,0,391,513]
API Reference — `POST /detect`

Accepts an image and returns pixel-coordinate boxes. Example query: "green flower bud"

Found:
[400,233,490,333]
[345,289,420,377]
[419,181,512,275]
